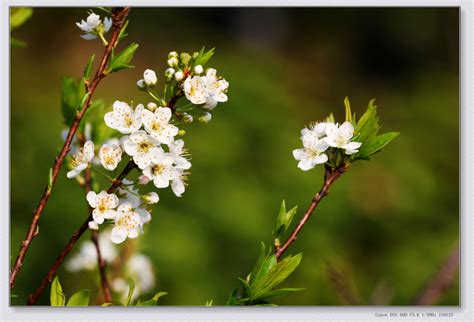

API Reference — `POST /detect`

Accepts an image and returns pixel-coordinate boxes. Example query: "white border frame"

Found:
[1,1,471,321]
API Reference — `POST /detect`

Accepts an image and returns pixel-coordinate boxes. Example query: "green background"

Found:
[10,7,459,305]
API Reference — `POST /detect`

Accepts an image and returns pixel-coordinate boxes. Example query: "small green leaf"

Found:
[344,97,352,123]
[273,200,298,240]
[10,8,33,30]
[226,288,239,306]
[356,132,399,159]
[354,99,380,144]
[136,292,167,306]
[108,43,139,73]
[83,54,95,80]
[67,289,90,306]
[249,242,267,284]
[205,299,213,306]
[193,47,215,67]
[61,77,85,126]
[125,278,135,306]
[50,276,65,306]
[326,113,335,123]
[253,287,304,301]
[251,254,277,288]
[238,277,252,298]
[117,20,129,44]
[251,253,302,301]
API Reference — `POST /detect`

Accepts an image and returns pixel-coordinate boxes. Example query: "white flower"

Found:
[123,130,163,169]
[104,101,144,134]
[67,140,94,178]
[141,107,179,144]
[293,127,329,171]
[142,192,159,204]
[76,13,112,40]
[142,153,177,189]
[168,139,192,170]
[194,65,204,74]
[171,169,188,197]
[202,68,229,110]
[66,230,118,272]
[174,71,184,81]
[137,79,146,90]
[143,69,157,86]
[87,191,119,224]
[99,143,122,171]
[88,221,99,230]
[183,76,207,105]
[324,122,362,155]
[168,51,178,58]
[111,202,143,244]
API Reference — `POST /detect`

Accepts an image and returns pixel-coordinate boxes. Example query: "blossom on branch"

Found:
[87,191,119,225]
[76,12,112,41]
[67,140,94,178]
[324,122,362,155]
[105,101,144,134]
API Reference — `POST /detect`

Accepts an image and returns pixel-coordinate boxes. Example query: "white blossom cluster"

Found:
[293,121,362,171]
[66,230,155,301]
[76,12,112,41]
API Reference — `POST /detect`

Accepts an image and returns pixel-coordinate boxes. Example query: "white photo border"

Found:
[1,1,471,321]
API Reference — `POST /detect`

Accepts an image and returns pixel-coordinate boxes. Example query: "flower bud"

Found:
[136,79,147,91]
[194,64,204,75]
[143,69,157,86]
[168,51,178,59]
[138,175,151,185]
[142,192,159,204]
[178,129,186,136]
[180,53,192,65]
[198,112,212,124]
[167,57,179,67]
[192,51,200,59]
[174,71,184,81]
[88,221,99,230]
[165,67,175,80]
[147,102,157,111]
[182,113,193,123]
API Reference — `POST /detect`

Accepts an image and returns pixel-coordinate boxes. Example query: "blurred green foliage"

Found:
[10,7,458,305]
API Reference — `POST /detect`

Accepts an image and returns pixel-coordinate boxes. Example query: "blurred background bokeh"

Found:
[10,7,459,306]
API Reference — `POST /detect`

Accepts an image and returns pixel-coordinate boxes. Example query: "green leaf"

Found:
[108,43,139,73]
[136,292,167,306]
[249,242,267,284]
[354,99,380,144]
[117,20,129,44]
[253,287,304,301]
[83,54,95,80]
[251,253,302,302]
[356,132,399,159]
[205,299,213,306]
[10,37,27,48]
[67,289,90,306]
[273,200,298,240]
[125,278,135,306]
[10,8,33,30]
[50,276,65,306]
[326,113,335,123]
[344,97,352,123]
[251,254,277,288]
[238,278,252,298]
[226,288,239,306]
[193,47,215,67]
[61,77,85,126]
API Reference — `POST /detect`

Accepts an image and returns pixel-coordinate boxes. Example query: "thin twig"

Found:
[9,7,131,290]
[414,242,459,305]
[275,164,347,260]
[27,160,136,305]
[82,164,113,303]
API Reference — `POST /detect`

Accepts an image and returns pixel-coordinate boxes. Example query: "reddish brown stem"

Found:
[275,165,347,260]
[27,160,136,305]
[10,7,131,290]
[414,242,459,305]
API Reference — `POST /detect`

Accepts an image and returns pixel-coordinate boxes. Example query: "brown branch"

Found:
[275,164,347,260]
[27,160,137,305]
[10,7,131,290]
[414,242,459,305]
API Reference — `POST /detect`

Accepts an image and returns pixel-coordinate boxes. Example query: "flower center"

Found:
[138,142,151,153]
[334,135,346,147]
[151,121,162,131]
[152,164,165,175]
[118,212,139,229]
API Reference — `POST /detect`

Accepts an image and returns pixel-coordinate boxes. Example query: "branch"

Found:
[414,242,459,305]
[27,160,136,305]
[275,164,347,260]
[10,7,131,290]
